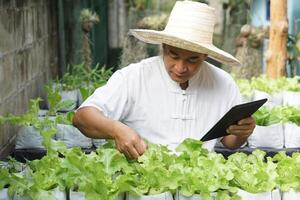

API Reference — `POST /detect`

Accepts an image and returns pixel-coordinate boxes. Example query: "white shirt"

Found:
[80,56,241,151]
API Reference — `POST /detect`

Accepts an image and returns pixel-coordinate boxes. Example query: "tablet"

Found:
[200,98,267,142]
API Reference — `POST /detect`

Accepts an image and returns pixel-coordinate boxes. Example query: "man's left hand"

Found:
[226,116,256,139]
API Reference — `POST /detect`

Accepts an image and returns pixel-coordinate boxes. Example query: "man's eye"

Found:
[188,59,199,63]
[170,54,179,59]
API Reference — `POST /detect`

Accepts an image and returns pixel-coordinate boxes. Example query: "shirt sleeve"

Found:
[79,70,130,121]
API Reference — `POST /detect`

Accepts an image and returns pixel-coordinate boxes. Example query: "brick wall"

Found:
[0,0,59,159]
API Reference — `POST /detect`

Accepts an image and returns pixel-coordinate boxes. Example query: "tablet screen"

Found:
[200,98,267,142]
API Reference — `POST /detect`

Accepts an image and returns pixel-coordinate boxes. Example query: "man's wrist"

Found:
[110,120,122,140]
[235,134,249,143]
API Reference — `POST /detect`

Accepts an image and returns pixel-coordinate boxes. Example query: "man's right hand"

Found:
[112,121,147,159]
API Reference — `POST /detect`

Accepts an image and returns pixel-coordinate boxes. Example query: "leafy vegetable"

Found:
[227,150,278,193]
[254,105,300,126]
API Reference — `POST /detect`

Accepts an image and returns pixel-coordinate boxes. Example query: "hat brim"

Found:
[130,29,241,67]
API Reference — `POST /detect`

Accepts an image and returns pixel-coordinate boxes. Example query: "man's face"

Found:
[163,44,207,84]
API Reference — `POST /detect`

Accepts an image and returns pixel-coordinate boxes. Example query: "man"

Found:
[73,1,255,159]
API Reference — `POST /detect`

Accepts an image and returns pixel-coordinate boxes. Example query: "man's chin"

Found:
[172,78,188,84]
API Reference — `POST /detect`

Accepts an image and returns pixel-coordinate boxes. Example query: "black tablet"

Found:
[200,98,267,142]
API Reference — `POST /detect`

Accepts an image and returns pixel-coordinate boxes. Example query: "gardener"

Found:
[73,1,255,159]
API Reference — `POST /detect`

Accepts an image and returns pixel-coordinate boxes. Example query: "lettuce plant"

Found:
[227,150,278,193]
[273,151,300,192]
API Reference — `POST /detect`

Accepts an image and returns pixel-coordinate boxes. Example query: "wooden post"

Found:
[266,0,288,78]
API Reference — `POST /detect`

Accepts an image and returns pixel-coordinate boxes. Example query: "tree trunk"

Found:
[266,0,288,78]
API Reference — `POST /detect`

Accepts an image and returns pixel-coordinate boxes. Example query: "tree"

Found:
[266,0,288,78]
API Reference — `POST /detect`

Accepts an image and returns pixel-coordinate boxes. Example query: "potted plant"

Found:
[173,139,238,200]
[227,150,280,200]
[273,151,300,200]
[251,76,283,107]
[122,144,177,200]
[283,106,300,148]
[248,106,284,148]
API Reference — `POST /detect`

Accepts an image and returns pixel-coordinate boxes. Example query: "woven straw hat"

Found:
[130,0,241,66]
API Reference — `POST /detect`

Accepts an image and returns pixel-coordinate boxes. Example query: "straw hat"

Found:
[130,0,241,66]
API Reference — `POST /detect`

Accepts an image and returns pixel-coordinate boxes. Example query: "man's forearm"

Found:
[73,107,147,159]
[72,107,118,139]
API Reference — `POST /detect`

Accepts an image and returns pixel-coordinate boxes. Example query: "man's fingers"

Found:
[238,116,255,125]
[127,146,140,160]
[230,129,253,135]
[141,139,148,150]
[134,139,147,155]
[229,124,255,131]
[123,149,133,160]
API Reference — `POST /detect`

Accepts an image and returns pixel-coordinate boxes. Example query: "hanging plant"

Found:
[80,9,100,71]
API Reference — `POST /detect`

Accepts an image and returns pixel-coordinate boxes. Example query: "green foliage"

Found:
[234,75,300,95]
[55,63,112,100]
[0,96,71,156]
[0,168,10,190]
[137,13,168,30]
[250,75,300,93]
[78,64,113,101]
[2,98,41,127]
[80,9,100,23]
[173,140,236,198]
[254,105,300,126]
[227,150,277,193]
[234,77,253,99]
[60,64,84,91]
[5,138,300,198]
[272,151,300,192]
[45,83,76,115]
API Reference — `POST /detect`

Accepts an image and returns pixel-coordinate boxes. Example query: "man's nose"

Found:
[175,60,187,73]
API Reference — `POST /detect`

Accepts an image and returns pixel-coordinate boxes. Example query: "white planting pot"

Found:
[47,83,79,111]
[52,188,67,200]
[237,189,281,200]
[126,192,173,200]
[59,90,79,111]
[282,189,300,200]
[248,124,284,148]
[15,126,45,149]
[55,124,92,148]
[253,90,283,107]
[13,188,65,200]
[282,91,300,106]
[284,123,300,148]
[77,89,84,106]
[174,192,201,200]
[174,191,216,200]
[69,191,124,200]
[69,191,85,200]
[0,188,12,200]
[13,194,30,200]
[38,109,48,117]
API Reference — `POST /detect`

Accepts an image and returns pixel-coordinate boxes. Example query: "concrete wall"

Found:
[0,0,59,159]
